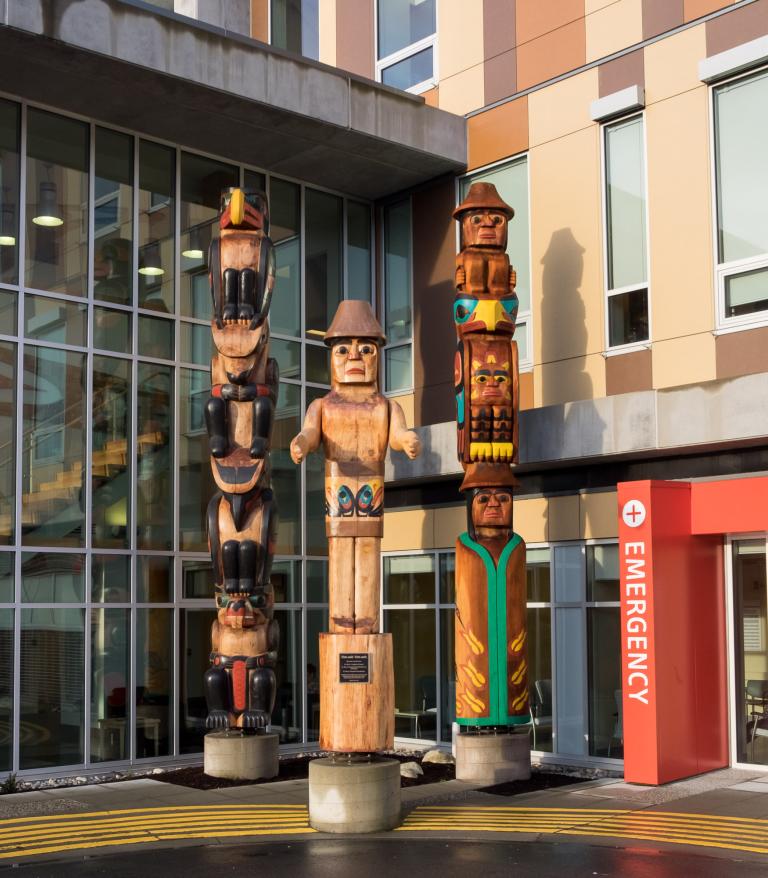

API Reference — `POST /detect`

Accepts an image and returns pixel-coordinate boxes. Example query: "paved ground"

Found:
[0,766,766,872]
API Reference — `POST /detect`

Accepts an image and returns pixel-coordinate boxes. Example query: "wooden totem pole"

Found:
[203,187,280,734]
[290,300,420,752]
[452,183,530,739]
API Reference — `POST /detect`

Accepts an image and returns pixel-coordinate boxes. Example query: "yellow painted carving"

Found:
[509,630,526,653]
[461,661,486,688]
[469,442,493,460]
[491,442,514,461]
[510,659,527,686]
[463,692,486,714]
[460,628,485,656]
[511,690,528,711]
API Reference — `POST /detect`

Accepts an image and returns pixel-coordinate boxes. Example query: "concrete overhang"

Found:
[0,0,466,199]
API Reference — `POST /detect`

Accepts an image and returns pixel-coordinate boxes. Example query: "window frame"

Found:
[600,111,652,355]
[374,0,438,95]
[709,64,768,334]
[380,196,414,395]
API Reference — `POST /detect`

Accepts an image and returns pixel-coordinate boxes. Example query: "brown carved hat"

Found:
[324,300,386,346]
[460,463,519,493]
[453,182,515,220]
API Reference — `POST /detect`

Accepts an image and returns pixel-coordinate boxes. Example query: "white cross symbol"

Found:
[622,500,646,528]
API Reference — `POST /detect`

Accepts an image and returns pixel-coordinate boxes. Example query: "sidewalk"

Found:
[0,765,766,864]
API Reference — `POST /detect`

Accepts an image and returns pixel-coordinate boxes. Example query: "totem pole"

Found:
[290,300,420,757]
[452,183,530,778]
[203,187,280,745]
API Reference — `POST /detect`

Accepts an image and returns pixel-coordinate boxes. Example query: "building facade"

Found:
[0,0,766,781]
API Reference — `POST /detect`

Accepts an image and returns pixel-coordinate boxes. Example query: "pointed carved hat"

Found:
[324,300,386,346]
[453,181,515,220]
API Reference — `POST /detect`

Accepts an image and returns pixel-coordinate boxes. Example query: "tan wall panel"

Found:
[318,0,337,67]
[528,68,597,146]
[646,87,713,342]
[467,97,528,171]
[580,491,619,539]
[652,333,716,388]
[535,353,607,406]
[438,65,486,116]
[389,393,415,426]
[516,0,584,43]
[586,0,644,62]
[434,504,466,548]
[548,494,581,541]
[517,19,587,92]
[439,0,485,81]
[586,0,616,12]
[514,496,548,543]
[382,509,434,551]
[644,23,706,102]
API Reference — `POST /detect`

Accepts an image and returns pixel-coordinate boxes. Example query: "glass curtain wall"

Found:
[0,95,370,773]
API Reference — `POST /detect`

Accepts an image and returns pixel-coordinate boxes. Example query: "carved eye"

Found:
[497,493,511,503]
[471,215,482,225]
[336,345,349,355]
[477,494,490,504]
[360,344,374,355]
[476,375,487,384]
[454,298,476,324]
[492,214,504,225]
[501,296,519,316]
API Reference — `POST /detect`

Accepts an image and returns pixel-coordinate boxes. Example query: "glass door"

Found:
[732,539,768,765]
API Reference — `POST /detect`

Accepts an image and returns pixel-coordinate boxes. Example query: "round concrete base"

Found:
[455,732,531,784]
[203,731,279,781]
[308,757,401,833]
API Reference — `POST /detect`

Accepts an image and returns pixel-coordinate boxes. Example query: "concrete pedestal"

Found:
[203,731,279,780]
[455,732,531,784]
[308,757,401,833]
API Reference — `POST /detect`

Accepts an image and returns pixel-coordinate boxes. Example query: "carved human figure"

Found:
[290,300,420,634]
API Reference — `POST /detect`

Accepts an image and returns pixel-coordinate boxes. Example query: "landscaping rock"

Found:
[422,749,455,765]
[400,761,424,779]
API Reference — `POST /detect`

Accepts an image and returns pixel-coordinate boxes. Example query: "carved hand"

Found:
[290,433,308,464]
[220,383,258,402]
[401,430,421,460]
[456,266,466,288]
[509,266,517,289]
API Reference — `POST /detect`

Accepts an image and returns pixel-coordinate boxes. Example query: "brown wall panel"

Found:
[684,0,732,23]
[411,177,458,427]
[516,19,587,91]
[484,0,517,103]
[606,349,653,395]
[250,0,269,42]
[336,0,374,78]
[485,50,517,105]
[642,0,684,38]
[706,0,768,54]
[716,327,768,380]
[516,0,584,44]
[598,48,645,96]
[467,96,528,171]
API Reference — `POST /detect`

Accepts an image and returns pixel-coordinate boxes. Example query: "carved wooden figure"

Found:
[204,188,280,733]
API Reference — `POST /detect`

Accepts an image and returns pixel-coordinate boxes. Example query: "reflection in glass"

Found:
[136,555,172,603]
[0,552,12,601]
[527,607,552,752]
[244,169,266,192]
[381,47,434,91]
[21,552,84,602]
[272,559,299,603]
[587,544,619,602]
[305,386,327,556]
[91,554,131,602]
[587,607,622,757]
[270,179,301,337]
[92,356,131,548]
[385,608,437,740]
[383,200,411,343]
[273,382,301,555]
[347,201,371,300]
[179,607,215,753]
[20,607,84,768]
[179,368,213,552]
[137,363,173,549]
[271,337,301,380]
[91,607,130,762]
[527,548,551,602]
[272,608,301,743]
[180,321,212,366]
[305,343,329,385]
[270,0,319,59]
[24,294,87,346]
[439,553,455,604]
[306,607,326,741]
[138,314,174,360]
[182,558,212,599]
[0,99,20,285]
[385,345,411,393]
[608,288,648,347]
[94,128,133,305]
[439,607,454,741]
[0,341,15,544]
[377,0,435,58]
[306,559,328,603]
[138,140,175,312]
[180,153,237,318]
[0,290,17,335]
[0,609,11,770]
[305,189,342,339]
[26,108,88,296]
[93,306,131,354]
[725,267,768,318]
[22,346,86,546]
[136,607,173,757]
[384,554,434,603]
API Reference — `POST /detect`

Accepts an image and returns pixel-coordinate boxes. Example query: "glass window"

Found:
[528,607,553,752]
[20,607,84,769]
[587,606,622,757]
[383,199,412,392]
[136,555,173,602]
[91,554,131,602]
[179,153,237,319]
[0,289,17,336]
[92,356,131,548]
[94,128,133,306]
[305,343,329,385]
[180,321,212,366]
[382,47,434,91]
[306,606,326,741]
[0,552,12,601]
[385,345,412,393]
[270,178,301,338]
[306,559,328,603]
[0,99,20,285]
[385,607,437,740]
[138,140,175,313]
[22,347,86,547]
[24,293,87,346]
[21,552,84,602]
[136,606,173,757]
[182,558,211,599]
[378,0,436,59]
[439,552,455,604]
[91,607,130,762]
[273,382,302,556]
[0,341,15,545]
[244,169,266,192]
[305,189,342,340]
[0,608,11,771]
[138,314,174,360]
[179,607,215,753]
[439,606,454,741]
[136,363,173,549]
[347,201,372,301]
[305,385,327,556]
[271,337,301,380]
[26,108,89,297]
[179,368,213,552]
[604,115,649,346]
[384,554,434,603]
[271,0,319,60]
[272,559,300,602]
[587,543,619,602]
[273,608,301,743]
[527,547,551,602]
[94,306,131,354]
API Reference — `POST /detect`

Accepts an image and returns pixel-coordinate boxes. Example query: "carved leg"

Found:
[241,666,276,732]
[238,267,255,322]
[354,537,380,634]
[238,539,257,594]
[205,397,228,458]
[328,537,355,633]
[221,539,240,594]
[222,268,239,321]
[204,665,231,729]
[249,396,274,459]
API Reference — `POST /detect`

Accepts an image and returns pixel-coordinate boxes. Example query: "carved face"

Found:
[472,488,513,530]
[331,337,378,385]
[470,353,511,405]
[462,209,508,249]
[454,293,518,336]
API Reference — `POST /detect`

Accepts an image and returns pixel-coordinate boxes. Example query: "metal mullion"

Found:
[299,182,307,565]
[172,598,179,757]
[83,579,92,767]
[11,549,20,774]
[433,552,443,744]
[92,298,133,313]
[342,197,348,299]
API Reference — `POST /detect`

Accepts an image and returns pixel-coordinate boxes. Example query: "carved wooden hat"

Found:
[460,462,519,493]
[324,300,386,345]
[453,182,515,220]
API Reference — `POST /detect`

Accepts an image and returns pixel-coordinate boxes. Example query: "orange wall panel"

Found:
[516,19,587,91]
[467,97,528,171]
